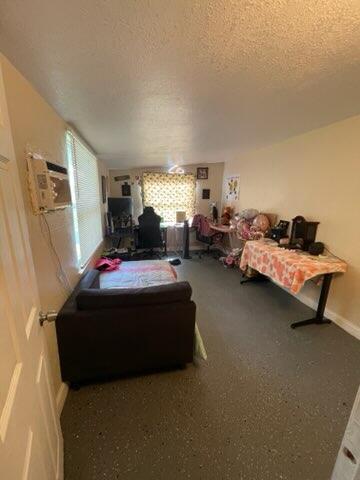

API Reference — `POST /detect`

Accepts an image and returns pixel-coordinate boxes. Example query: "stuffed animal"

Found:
[236,212,270,241]
[221,206,232,225]
[252,214,270,232]
[238,208,259,221]
[220,248,243,268]
[238,218,252,240]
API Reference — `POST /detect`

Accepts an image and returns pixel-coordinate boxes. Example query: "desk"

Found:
[109,222,191,258]
[240,240,347,328]
[160,223,184,256]
[209,224,234,234]
[132,222,189,256]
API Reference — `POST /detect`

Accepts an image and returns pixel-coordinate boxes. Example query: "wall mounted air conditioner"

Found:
[27,153,72,214]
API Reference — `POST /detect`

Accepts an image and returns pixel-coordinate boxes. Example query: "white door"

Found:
[0,59,63,479]
[332,386,360,480]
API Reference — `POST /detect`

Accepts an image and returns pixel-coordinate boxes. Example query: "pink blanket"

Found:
[100,260,177,289]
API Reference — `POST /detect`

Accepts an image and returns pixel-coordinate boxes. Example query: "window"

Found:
[66,130,102,269]
[142,172,196,223]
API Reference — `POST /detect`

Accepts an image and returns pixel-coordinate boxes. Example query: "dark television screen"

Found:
[108,197,133,216]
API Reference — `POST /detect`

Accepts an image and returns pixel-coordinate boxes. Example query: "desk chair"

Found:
[137,207,165,257]
[192,214,218,259]
[195,230,214,257]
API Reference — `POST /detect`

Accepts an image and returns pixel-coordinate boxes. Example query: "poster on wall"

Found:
[225,176,240,201]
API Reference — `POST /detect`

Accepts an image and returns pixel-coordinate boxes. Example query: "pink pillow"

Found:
[95,257,122,272]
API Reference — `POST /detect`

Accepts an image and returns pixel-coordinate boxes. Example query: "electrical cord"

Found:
[323,246,346,263]
[39,213,72,293]
[306,246,345,286]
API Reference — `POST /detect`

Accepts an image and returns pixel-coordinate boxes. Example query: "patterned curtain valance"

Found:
[142,172,196,223]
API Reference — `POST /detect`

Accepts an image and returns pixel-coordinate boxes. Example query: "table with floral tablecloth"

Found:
[240,240,347,328]
[240,240,346,294]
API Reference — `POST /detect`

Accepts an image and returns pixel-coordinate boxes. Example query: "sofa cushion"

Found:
[76,281,192,310]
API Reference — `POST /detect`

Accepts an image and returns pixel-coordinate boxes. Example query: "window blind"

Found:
[66,131,102,269]
[142,172,196,222]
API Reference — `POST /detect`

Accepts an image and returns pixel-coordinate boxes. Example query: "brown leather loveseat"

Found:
[55,270,196,387]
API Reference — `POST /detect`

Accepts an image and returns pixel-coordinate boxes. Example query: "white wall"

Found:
[223,115,360,335]
[1,55,107,400]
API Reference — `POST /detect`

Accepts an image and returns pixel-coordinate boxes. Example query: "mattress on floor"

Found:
[100,260,177,289]
[99,260,207,361]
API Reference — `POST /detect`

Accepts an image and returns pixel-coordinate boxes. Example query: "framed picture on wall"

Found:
[197,167,208,179]
[121,182,131,196]
[202,188,210,199]
[101,175,107,204]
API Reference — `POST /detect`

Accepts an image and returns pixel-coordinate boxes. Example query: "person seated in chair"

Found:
[137,206,163,253]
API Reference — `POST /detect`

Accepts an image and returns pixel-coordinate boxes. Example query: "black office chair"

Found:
[137,207,165,257]
[195,230,215,258]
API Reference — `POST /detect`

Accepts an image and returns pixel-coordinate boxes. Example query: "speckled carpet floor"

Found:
[61,256,360,480]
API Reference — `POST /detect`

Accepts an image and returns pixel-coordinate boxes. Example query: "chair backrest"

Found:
[192,214,213,238]
[138,207,162,248]
[195,229,213,245]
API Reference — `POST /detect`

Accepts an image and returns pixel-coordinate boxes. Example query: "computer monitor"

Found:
[108,197,133,217]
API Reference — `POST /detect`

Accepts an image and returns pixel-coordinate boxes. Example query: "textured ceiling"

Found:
[1,0,360,169]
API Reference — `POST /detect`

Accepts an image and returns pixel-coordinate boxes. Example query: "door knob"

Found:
[39,310,58,326]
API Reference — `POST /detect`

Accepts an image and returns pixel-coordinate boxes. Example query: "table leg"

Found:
[162,227,167,256]
[182,220,191,259]
[291,273,333,329]
[116,235,122,249]
[229,232,234,250]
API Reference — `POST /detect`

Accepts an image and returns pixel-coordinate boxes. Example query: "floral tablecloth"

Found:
[240,240,347,294]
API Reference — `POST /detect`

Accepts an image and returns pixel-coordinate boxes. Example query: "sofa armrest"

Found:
[59,269,100,314]
[76,281,192,310]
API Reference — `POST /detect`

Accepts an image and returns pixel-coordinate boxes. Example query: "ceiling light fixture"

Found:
[168,164,185,174]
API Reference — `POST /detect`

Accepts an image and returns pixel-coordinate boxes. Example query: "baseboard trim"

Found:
[56,382,69,415]
[285,286,360,341]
